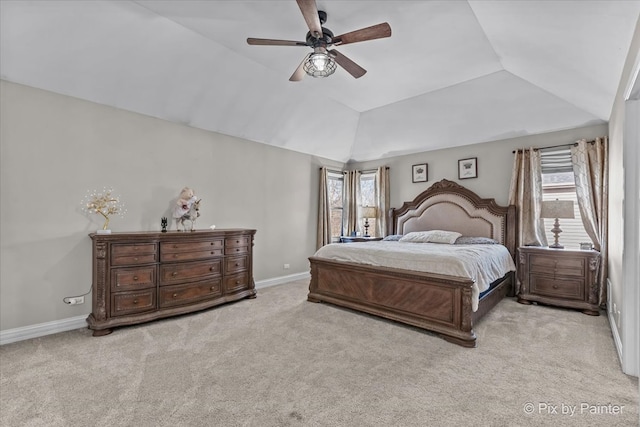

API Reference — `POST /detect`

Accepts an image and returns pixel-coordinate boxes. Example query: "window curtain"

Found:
[571,137,608,305]
[375,166,390,237]
[343,170,361,236]
[316,167,331,249]
[509,147,547,248]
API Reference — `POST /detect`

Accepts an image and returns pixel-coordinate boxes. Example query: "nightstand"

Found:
[517,246,600,315]
[340,236,384,243]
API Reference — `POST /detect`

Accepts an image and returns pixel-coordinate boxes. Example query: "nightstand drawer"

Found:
[530,275,584,300]
[529,255,585,277]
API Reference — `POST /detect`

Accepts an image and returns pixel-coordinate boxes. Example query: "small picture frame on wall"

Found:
[458,157,478,179]
[412,163,428,183]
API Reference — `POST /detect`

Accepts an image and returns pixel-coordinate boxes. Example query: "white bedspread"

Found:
[313,241,516,311]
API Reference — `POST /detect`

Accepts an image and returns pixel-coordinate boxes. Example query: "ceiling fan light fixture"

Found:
[303,49,336,78]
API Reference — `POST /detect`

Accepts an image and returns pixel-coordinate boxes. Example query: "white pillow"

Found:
[399,230,462,244]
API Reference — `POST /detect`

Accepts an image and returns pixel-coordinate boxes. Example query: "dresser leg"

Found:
[582,309,600,316]
[517,297,532,305]
[91,328,113,337]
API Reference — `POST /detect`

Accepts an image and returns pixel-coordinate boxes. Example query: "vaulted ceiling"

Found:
[2,1,639,162]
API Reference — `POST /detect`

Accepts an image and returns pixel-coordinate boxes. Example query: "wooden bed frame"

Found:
[308,179,516,347]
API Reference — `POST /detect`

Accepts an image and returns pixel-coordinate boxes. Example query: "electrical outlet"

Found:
[283,264,290,270]
[67,296,85,305]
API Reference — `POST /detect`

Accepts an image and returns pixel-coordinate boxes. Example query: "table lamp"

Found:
[541,199,575,249]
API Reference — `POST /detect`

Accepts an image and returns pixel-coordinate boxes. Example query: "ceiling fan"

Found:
[247,0,391,81]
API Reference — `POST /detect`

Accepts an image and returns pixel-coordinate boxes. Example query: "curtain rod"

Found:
[512,139,596,154]
[319,167,390,173]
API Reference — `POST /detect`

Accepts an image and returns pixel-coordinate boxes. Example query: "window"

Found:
[327,171,344,241]
[360,172,377,235]
[540,147,591,249]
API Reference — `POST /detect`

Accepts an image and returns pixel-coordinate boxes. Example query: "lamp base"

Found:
[548,243,564,249]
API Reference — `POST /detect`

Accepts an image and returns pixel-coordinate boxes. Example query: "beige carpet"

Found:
[1,279,637,427]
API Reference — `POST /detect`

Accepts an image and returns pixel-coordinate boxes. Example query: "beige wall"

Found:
[352,124,608,209]
[0,80,343,331]
[0,78,619,337]
[608,15,640,374]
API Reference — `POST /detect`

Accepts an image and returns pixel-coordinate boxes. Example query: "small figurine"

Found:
[173,187,201,232]
[161,217,168,233]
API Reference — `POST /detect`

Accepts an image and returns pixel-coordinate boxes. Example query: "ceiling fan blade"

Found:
[290,53,311,82]
[329,49,366,79]
[247,38,307,47]
[296,0,322,38]
[332,22,391,46]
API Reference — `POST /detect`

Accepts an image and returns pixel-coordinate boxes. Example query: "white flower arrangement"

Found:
[81,187,126,231]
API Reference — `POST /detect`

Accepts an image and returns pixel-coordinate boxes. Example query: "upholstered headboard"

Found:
[388,179,516,257]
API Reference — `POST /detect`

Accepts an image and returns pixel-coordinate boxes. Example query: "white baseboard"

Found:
[607,278,624,369]
[0,272,311,346]
[0,315,88,346]
[255,271,310,289]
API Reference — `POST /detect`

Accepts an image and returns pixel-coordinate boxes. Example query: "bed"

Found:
[307,179,516,347]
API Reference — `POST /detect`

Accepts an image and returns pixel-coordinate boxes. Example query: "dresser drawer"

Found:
[159,279,223,308]
[160,240,223,262]
[159,259,222,286]
[111,289,156,316]
[111,266,156,292]
[529,255,585,277]
[225,255,248,274]
[530,275,584,300]
[160,248,223,262]
[111,243,157,266]
[224,272,250,293]
[225,236,250,255]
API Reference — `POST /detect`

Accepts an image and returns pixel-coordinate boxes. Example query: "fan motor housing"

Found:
[306,27,334,47]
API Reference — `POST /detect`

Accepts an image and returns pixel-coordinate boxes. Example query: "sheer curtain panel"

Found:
[317,167,331,249]
[375,166,390,237]
[571,137,609,305]
[509,147,547,248]
[343,170,361,237]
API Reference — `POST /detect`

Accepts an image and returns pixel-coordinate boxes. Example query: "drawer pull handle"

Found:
[211,251,215,254]
[210,286,216,291]
[133,276,138,281]
[236,248,239,252]
[172,272,178,277]
[236,280,240,284]
[173,245,178,248]
[552,285,559,289]
[174,254,178,258]
[173,293,178,298]
[235,263,239,266]
[209,267,215,271]
[133,299,138,305]
[134,257,139,261]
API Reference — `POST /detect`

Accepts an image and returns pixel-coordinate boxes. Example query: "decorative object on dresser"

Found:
[517,246,600,315]
[412,163,428,183]
[540,199,574,249]
[81,187,126,233]
[161,217,168,233]
[87,229,256,336]
[360,206,377,237]
[309,179,516,348]
[458,157,477,179]
[173,187,200,231]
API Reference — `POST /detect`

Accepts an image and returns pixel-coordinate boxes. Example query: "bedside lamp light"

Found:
[360,206,378,237]
[541,200,575,249]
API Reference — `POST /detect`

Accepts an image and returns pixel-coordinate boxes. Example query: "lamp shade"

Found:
[361,206,377,219]
[541,200,575,219]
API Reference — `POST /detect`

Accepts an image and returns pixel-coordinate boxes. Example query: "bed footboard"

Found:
[308,256,480,347]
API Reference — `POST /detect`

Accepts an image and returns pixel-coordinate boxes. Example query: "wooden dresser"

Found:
[517,246,600,315]
[87,229,256,336]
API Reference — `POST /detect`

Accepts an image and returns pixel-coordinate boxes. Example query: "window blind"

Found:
[540,146,572,174]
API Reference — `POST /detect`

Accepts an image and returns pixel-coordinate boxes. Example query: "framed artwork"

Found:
[412,163,428,183]
[458,157,478,179]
